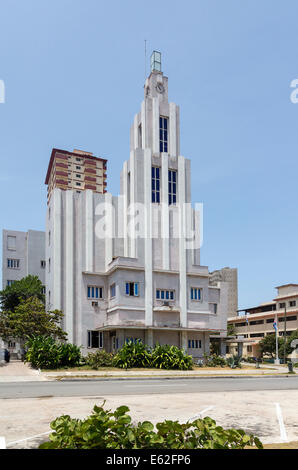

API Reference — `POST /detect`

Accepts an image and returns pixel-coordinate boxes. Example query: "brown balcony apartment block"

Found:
[45,148,107,202]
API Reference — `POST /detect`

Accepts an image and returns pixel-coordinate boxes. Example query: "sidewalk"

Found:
[0,360,46,382]
[42,363,297,381]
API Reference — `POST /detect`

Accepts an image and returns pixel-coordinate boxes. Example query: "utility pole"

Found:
[283,304,287,364]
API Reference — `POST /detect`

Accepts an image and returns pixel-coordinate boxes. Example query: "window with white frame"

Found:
[168,170,177,205]
[159,116,168,152]
[7,259,19,269]
[87,330,103,348]
[125,282,139,296]
[152,167,160,203]
[188,339,202,349]
[156,289,175,300]
[110,283,116,298]
[87,286,103,299]
[7,280,15,287]
[190,287,202,301]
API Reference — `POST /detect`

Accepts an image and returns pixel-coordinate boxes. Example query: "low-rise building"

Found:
[227,284,298,357]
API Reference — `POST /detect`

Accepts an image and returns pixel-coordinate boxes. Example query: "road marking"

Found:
[124,384,187,388]
[190,406,215,420]
[275,403,288,442]
[6,431,50,447]
[0,437,6,449]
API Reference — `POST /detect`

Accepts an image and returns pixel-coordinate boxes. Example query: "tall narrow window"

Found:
[159,117,168,152]
[152,167,160,203]
[138,124,142,148]
[168,170,177,205]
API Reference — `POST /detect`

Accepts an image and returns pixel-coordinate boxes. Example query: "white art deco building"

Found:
[46,52,228,357]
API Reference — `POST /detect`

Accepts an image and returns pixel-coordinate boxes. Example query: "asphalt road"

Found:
[1,376,298,399]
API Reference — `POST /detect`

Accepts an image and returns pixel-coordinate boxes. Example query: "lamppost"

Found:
[274,316,279,365]
[283,304,287,365]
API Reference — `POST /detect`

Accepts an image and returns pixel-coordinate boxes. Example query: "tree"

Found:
[0,297,66,343]
[0,275,45,312]
[227,324,236,336]
[258,334,284,358]
[285,330,298,356]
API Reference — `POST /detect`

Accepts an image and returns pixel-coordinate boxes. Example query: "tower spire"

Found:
[150,51,162,73]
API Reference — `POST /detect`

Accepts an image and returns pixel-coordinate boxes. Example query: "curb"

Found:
[45,373,297,382]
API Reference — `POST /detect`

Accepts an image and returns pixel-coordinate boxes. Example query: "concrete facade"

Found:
[2,229,45,289]
[46,54,228,357]
[209,267,238,318]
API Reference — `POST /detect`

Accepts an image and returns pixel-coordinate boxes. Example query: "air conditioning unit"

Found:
[92,301,98,307]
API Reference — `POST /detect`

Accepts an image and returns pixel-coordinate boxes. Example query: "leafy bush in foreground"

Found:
[151,344,193,370]
[112,341,193,370]
[84,350,115,369]
[113,340,151,369]
[25,335,81,369]
[39,403,263,449]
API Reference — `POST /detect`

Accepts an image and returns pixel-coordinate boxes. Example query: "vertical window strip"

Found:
[152,167,160,203]
[159,117,168,153]
[168,170,177,205]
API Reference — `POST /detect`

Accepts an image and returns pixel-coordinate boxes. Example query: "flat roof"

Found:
[45,148,107,184]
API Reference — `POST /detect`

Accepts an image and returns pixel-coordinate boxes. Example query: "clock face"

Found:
[156,83,164,93]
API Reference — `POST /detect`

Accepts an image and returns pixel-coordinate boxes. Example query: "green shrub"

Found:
[39,403,263,449]
[85,350,115,369]
[226,355,242,369]
[112,341,193,370]
[151,344,193,370]
[204,353,226,367]
[25,335,81,369]
[113,340,152,369]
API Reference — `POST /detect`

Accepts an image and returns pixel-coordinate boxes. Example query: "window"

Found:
[168,170,177,205]
[152,167,160,203]
[48,231,51,245]
[87,331,103,348]
[266,318,274,323]
[6,280,15,287]
[76,174,81,178]
[42,286,46,295]
[235,322,246,327]
[279,303,286,309]
[110,283,116,298]
[188,339,202,349]
[125,282,139,296]
[249,320,264,325]
[247,346,252,353]
[76,157,81,162]
[190,288,202,301]
[156,289,175,300]
[76,182,81,186]
[159,116,168,152]
[48,258,51,273]
[279,315,297,322]
[87,286,103,299]
[7,259,19,269]
[212,303,217,314]
[289,300,296,307]
[250,333,264,338]
[76,166,81,170]
[41,260,46,269]
[7,236,16,250]
[138,124,142,148]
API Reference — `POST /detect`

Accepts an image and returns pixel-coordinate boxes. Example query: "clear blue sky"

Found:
[0,0,297,309]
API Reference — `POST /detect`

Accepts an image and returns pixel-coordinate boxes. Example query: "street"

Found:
[1,376,298,398]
